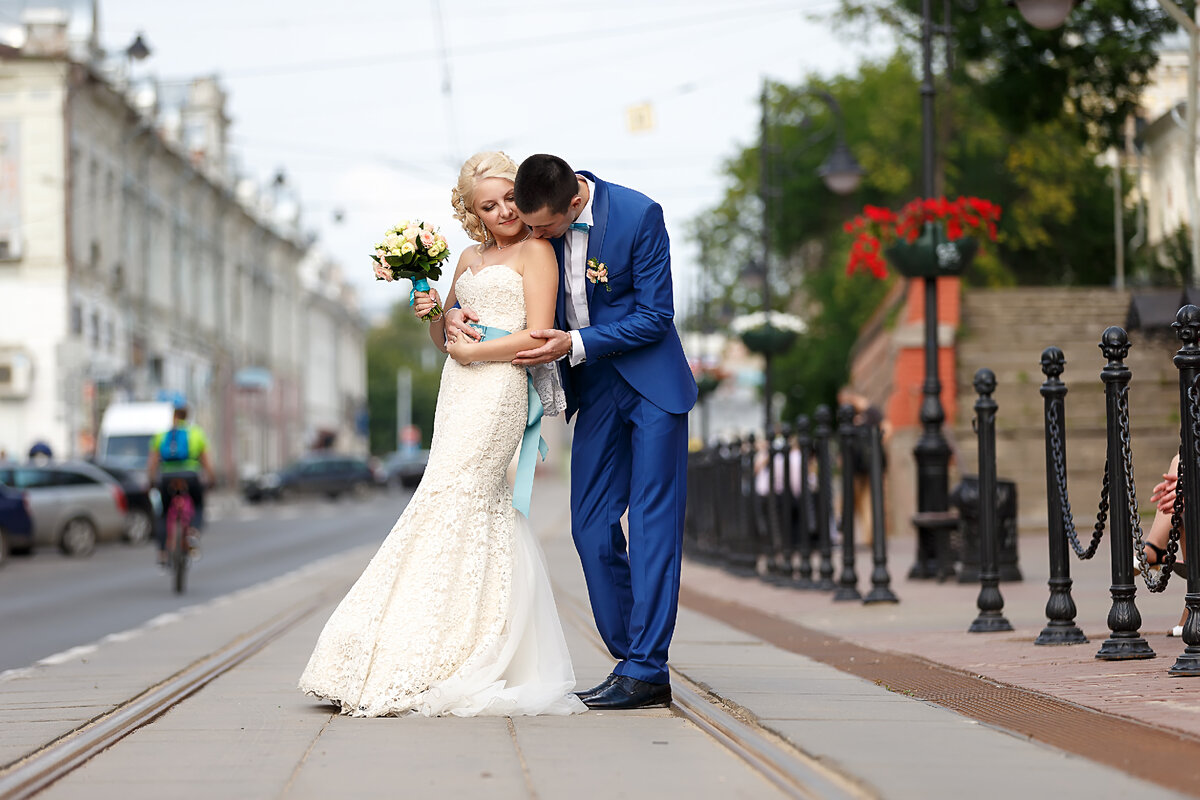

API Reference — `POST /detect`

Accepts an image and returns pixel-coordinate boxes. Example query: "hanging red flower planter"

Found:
[843,196,1001,279]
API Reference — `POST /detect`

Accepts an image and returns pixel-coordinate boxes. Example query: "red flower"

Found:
[842,195,1002,279]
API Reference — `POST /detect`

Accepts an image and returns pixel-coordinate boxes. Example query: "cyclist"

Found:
[145,397,215,567]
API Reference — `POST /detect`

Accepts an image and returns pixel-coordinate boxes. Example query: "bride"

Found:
[298,151,585,717]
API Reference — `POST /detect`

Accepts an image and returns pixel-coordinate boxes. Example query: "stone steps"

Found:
[955,287,1178,533]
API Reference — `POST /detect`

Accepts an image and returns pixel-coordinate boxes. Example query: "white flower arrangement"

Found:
[730,311,806,335]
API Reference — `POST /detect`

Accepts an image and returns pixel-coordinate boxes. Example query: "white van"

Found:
[96,402,177,470]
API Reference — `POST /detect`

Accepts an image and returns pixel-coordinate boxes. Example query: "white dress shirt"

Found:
[563,177,595,367]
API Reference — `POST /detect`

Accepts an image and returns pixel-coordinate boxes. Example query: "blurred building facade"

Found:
[0,8,367,479]
[1135,38,1191,252]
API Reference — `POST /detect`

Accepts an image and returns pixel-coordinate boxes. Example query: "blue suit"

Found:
[552,172,697,684]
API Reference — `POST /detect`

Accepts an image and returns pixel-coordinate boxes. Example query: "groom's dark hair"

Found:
[514,154,579,215]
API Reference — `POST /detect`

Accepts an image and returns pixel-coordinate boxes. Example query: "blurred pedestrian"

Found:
[839,389,890,542]
[28,441,52,465]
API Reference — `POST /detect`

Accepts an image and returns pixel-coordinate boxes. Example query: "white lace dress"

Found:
[298,264,585,717]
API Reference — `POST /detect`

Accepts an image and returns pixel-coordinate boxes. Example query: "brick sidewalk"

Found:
[679,532,1200,738]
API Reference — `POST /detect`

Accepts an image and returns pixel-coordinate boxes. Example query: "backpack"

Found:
[160,428,190,462]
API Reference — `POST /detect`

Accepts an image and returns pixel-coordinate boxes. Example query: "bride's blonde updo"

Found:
[451,151,519,244]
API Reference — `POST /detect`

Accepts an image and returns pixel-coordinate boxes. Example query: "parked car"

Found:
[88,461,156,545]
[242,454,376,502]
[0,482,33,567]
[0,461,129,556]
[381,449,429,489]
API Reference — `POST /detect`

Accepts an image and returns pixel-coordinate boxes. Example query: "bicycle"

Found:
[163,476,196,594]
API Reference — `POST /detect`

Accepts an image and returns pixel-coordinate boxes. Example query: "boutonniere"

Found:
[586,258,611,292]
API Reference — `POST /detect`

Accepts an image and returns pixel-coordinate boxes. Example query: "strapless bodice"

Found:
[454,265,526,333]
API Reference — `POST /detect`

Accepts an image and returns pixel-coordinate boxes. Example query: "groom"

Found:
[448,154,697,709]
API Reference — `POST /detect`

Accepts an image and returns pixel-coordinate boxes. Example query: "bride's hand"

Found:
[446,337,474,366]
[444,307,483,341]
[413,288,442,319]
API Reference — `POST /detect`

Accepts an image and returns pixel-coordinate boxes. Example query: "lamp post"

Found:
[909,0,957,579]
[123,31,150,87]
[755,81,862,558]
[756,81,863,435]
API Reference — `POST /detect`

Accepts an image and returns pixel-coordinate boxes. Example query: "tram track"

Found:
[0,599,325,800]
[0,549,874,800]
[554,587,875,800]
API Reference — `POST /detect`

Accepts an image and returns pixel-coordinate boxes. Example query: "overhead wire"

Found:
[147,2,823,86]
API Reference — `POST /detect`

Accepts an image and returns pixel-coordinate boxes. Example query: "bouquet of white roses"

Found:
[371,220,451,322]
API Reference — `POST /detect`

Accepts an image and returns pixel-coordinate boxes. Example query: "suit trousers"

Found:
[570,360,688,684]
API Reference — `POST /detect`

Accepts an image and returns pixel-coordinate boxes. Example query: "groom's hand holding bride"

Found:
[513,330,571,366]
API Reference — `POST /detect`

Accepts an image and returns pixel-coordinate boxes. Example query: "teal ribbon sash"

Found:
[470,323,548,517]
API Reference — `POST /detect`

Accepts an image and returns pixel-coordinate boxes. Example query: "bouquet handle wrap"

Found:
[408,276,443,321]
[409,276,430,307]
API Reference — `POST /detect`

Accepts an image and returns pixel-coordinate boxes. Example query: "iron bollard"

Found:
[834,404,862,601]
[716,436,741,567]
[1171,306,1200,675]
[794,415,816,588]
[813,405,837,590]
[694,445,720,562]
[1035,346,1087,645]
[1095,327,1155,660]
[732,433,760,577]
[968,368,1013,633]
[863,418,899,604]
[764,424,792,581]
[779,423,797,580]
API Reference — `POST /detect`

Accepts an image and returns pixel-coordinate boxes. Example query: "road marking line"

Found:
[35,646,98,667]
[0,547,372,686]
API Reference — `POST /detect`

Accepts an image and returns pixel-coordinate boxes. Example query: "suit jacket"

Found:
[553,171,698,420]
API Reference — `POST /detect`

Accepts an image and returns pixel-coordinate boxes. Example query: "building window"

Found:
[90,311,100,348]
[70,302,82,337]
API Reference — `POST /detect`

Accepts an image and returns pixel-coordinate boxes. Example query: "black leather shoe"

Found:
[575,673,619,702]
[583,676,671,710]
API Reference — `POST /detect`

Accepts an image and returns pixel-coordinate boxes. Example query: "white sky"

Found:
[5,0,890,321]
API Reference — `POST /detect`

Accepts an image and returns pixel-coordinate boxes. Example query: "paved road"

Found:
[0,489,411,673]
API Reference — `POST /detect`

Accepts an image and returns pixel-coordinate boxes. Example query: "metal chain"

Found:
[1122,384,1185,593]
[1048,401,1106,559]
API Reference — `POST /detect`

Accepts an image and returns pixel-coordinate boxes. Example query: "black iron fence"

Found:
[1035,306,1200,674]
[685,303,1200,676]
[684,403,897,604]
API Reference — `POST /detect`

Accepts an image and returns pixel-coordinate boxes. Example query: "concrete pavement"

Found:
[0,476,1192,799]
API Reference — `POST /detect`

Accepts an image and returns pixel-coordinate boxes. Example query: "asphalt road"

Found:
[0,489,412,673]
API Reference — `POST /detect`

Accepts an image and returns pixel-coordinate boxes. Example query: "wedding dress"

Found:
[298,264,584,717]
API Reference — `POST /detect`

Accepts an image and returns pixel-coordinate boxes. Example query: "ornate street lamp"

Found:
[819,141,864,196]
[906,0,958,579]
[753,82,863,537]
[125,32,151,62]
[1013,0,1073,29]
[811,91,864,196]
[757,83,863,438]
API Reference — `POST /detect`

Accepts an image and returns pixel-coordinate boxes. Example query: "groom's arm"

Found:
[577,202,675,359]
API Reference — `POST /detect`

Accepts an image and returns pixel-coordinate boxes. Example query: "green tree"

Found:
[365,303,443,454]
[691,48,1128,419]
[834,0,1182,149]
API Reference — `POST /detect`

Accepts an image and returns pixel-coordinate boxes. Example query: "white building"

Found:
[1136,35,1195,251]
[0,9,366,478]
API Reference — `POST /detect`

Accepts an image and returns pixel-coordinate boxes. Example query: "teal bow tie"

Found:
[569,222,590,232]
